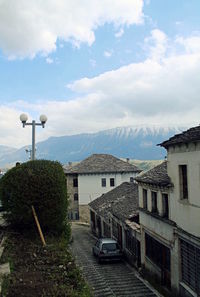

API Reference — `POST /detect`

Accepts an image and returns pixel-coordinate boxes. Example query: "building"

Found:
[136,161,175,292]
[89,182,141,268]
[159,126,200,297]
[64,154,141,221]
[136,125,200,297]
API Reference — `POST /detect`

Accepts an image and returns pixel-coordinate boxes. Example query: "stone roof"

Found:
[135,161,172,188]
[159,125,200,148]
[64,154,141,174]
[89,182,138,223]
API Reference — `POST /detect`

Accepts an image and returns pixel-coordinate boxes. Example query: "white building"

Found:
[136,125,200,297]
[160,126,200,297]
[64,154,141,221]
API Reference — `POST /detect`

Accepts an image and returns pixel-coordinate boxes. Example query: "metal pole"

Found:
[32,120,36,160]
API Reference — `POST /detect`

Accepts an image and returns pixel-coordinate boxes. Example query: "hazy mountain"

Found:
[0,125,185,168]
[0,145,18,169]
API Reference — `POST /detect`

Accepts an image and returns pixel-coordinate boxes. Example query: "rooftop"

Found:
[135,161,172,188]
[63,154,141,174]
[89,182,139,223]
[159,125,200,148]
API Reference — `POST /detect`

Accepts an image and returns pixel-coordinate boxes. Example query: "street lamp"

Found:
[20,113,47,160]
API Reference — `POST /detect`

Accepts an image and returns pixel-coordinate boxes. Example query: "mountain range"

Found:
[0,125,185,169]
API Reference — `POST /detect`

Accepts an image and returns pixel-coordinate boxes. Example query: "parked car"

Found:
[92,238,123,263]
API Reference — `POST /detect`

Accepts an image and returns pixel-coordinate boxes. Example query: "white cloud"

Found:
[90,59,96,67]
[176,35,200,54]
[0,0,144,59]
[67,31,200,129]
[175,21,182,26]
[46,57,53,64]
[0,106,33,148]
[1,30,200,148]
[104,50,113,58]
[115,28,124,38]
[144,29,168,61]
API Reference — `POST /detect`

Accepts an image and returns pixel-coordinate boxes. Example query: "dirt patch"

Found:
[0,228,92,297]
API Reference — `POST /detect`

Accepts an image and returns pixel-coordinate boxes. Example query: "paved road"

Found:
[70,223,161,297]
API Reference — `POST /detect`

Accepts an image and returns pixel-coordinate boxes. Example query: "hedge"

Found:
[0,160,70,236]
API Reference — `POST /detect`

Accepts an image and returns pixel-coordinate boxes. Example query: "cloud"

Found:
[46,57,53,64]
[1,30,200,148]
[0,0,144,59]
[144,29,168,61]
[90,59,96,67]
[67,30,200,128]
[104,50,113,58]
[176,34,200,54]
[0,106,33,148]
[115,28,124,38]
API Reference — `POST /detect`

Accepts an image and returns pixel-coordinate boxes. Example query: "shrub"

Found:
[0,160,70,236]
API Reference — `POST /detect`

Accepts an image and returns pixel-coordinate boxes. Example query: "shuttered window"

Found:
[180,239,200,294]
[125,229,138,257]
[145,233,170,271]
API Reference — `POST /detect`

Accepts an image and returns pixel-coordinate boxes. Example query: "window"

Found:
[151,191,158,213]
[74,211,79,220]
[181,239,200,294]
[125,229,138,258]
[145,233,170,271]
[162,193,169,218]
[179,165,188,199]
[143,189,148,209]
[130,177,134,183]
[110,178,115,187]
[73,178,78,187]
[101,178,106,187]
[74,193,78,201]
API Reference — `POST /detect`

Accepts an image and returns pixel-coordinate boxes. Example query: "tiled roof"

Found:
[135,161,172,187]
[64,154,141,174]
[159,125,200,148]
[89,182,138,223]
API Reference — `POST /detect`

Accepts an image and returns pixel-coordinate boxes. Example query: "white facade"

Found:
[167,143,200,237]
[138,136,200,297]
[78,172,137,205]
[167,142,200,297]
[138,183,177,292]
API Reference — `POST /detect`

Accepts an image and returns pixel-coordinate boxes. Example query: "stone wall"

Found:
[79,205,90,223]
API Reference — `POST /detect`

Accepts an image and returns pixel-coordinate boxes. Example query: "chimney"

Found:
[126,158,130,163]
[68,162,72,166]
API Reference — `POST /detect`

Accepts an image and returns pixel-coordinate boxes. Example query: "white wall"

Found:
[78,172,136,204]
[140,212,179,291]
[167,144,200,237]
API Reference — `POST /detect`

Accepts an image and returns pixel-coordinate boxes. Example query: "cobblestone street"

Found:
[70,223,161,297]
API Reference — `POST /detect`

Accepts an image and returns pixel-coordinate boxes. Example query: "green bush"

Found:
[0,160,70,236]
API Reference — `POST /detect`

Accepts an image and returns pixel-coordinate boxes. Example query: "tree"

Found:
[0,160,70,237]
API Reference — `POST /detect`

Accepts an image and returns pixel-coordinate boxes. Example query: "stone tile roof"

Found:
[135,161,172,187]
[159,125,200,148]
[64,154,141,174]
[89,182,138,223]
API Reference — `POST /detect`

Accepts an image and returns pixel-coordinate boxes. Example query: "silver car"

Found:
[92,238,123,263]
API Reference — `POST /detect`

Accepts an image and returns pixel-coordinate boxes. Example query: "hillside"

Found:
[0,125,184,168]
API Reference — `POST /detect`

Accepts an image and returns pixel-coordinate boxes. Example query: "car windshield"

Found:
[102,243,117,251]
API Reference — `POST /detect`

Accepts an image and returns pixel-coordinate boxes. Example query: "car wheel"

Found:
[97,257,102,264]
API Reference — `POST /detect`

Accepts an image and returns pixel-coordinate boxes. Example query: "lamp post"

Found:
[20,114,47,160]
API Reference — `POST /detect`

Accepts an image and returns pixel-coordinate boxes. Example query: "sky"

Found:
[0,0,200,148]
